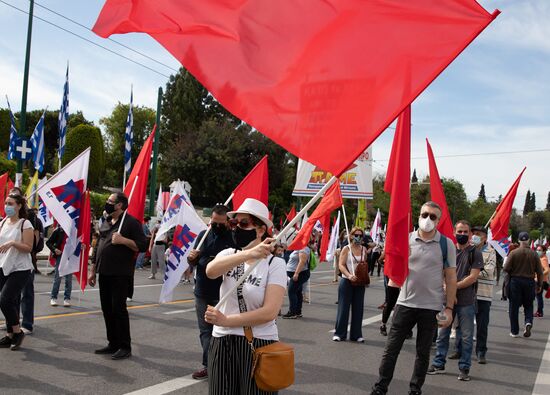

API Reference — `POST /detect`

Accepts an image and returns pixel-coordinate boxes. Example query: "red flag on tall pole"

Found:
[288,181,343,251]
[286,205,297,223]
[384,106,412,287]
[93,1,499,177]
[75,190,91,291]
[0,172,9,217]
[490,167,526,241]
[426,139,457,244]
[318,213,332,262]
[232,155,268,209]
[124,125,156,222]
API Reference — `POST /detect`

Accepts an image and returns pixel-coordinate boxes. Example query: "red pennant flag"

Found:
[75,190,91,291]
[0,172,8,217]
[490,167,526,241]
[93,1,499,177]
[7,177,14,194]
[232,155,268,210]
[286,205,297,222]
[426,139,457,244]
[279,217,283,229]
[318,213,332,262]
[288,181,343,251]
[124,125,156,222]
[384,106,411,287]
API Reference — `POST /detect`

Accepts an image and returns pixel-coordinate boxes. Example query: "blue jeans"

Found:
[135,252,145,269]
[334,278,365,340]
[51,256,73,300]
[287,270,310,315]
[536,288,544,315]
[433,304,475,371]
[508,277,535,335]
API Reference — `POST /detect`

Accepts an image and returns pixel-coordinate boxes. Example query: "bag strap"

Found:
[439,235,448,268]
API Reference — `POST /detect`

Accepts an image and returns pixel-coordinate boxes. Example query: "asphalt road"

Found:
[1,260,549,395]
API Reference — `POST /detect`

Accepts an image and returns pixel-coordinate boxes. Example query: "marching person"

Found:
[148,223,168,280]
[333,226,367,342]
[282,239,312,319]
[0,193,34,350]
[47,223,73,307]
[535,245,549,317]
[88,193,147,360]
[205,198,286,394]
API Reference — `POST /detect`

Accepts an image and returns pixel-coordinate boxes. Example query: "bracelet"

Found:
[445,306,454,311]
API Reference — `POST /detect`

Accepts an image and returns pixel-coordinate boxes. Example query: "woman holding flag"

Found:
[0,193,34,350]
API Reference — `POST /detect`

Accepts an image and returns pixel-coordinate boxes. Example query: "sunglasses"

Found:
[420,212,438,221]
[353,233,363,237]
[229,218,255,229]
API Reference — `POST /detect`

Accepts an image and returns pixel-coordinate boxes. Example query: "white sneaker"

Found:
[332,335,342,342]
[510,333,520,338]
[126,297,133,302]
[356,337,365,343]
[50,299,58,306]
[63,300,71,307]
[21,327,32,335]
[148,275,155,279]
[450,328,456,339]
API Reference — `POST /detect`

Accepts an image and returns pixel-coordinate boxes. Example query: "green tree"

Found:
[530,192,537,212]
[411,169,418,184]
[524,190,532,216]
[442,178,470,224]
[99,103,156,187]
[546,191,550,211]
[63,124,105,188]
[478,184,487,202]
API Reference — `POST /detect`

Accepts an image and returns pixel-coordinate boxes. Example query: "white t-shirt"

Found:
[342,245,367,280]
[212,248,287,341]
[0,219,34,275]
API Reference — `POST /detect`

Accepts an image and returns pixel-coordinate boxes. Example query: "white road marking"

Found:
[163,308,196,315]
[533,332,550,395]
[329,313,382,333]
[310,270,336,274]
[124,374,198,395]
[35,284,163,295]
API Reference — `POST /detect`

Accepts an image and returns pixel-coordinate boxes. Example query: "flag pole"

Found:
[341,202,355,276]
[484,210,497,230]
[194,193,234,251]
[118,176,139,233]
[215,176,339,310]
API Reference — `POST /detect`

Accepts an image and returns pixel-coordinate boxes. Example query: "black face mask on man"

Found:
[233,226,257,248]
[211,222,227,235]
[104,202,117,215]
[456,234,469,245]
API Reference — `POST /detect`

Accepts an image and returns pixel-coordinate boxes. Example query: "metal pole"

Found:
[17,0,35,185]
[148,87,163,216]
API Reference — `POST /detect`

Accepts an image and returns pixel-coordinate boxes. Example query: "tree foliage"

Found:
[478,184,487,202]
[63,124,105,188]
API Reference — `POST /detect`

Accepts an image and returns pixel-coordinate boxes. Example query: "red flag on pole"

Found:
[490,167,526,241]
[232,155,268,210]
[75,190,91,291]
[426,139,457,244]
[286,205,297,223]
[7,177,14,194]
[384,106,412,287]
[124,125,156,222]
[93,1,499,177]
[0,172,8,217]
[318,213,332,262]
[288,181,343,251]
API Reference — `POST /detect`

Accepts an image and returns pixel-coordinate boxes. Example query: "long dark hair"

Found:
[7,193,28,219]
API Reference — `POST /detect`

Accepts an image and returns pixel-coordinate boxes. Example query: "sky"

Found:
[0,0,548,211]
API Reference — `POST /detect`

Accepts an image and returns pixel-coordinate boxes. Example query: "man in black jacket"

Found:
[187,204,236,379]
[88,192,147,360]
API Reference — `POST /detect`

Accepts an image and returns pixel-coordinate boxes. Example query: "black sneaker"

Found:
[523,323,532,338]
[458,369,471,381]
[111,348,132,360]
[380,324,387,336]
[95,345,117,355]
[427,365,445,375]
[408,391,422,395]
[0,336,12,348]
[448,352,460,360]
[282,312,297,319]
[10,331,25,351]
[478,355,487,364]
[295,313,303,318]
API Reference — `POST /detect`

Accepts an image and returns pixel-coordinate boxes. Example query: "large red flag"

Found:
[124,125,156,223]
[384,106,411,287]
[75,190,91,291]
[427,139,457,244]
[490,167,526,241]
[93,1,499,177]
[0,172,9,217]
[232,155,268,210]
[288,181,343,251]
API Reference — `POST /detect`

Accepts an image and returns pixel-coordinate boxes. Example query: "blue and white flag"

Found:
[155,180,194,242]
[58,65,69,162]
[488,228,510,260]
[6,96,18,160]
[30,108,47,173]
[13,137,33,161]
[124,88,134,177]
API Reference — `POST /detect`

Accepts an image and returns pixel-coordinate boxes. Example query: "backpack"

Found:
[439,235,448,268]
[32,215,45,253]
[308,250,318,271]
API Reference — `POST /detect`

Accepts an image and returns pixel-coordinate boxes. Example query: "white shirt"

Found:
[342,245,366,280]
[212,248,287,340]
[0,219,33,275]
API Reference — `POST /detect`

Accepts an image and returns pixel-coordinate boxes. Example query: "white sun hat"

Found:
[228,198,273,229]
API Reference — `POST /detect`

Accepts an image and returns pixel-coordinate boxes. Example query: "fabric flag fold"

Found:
[38,148,90,276]
[58,65,69,163]
[6,96,18,161]
[75,190,91,291]
[156,183,164,217]
[124,88,134,180]
[370,209,382,244]
[487,228,510,259]
[124,125,156,223]
[25,171,40,209]
[160,203,207,303]
[0,172,9,217]
[232,155,268,209]
[384,106,411,287]
[37,177,54,228]
[30,109,47,173]
[326,211,341,262]
[288,180,343,251]
[426,139,457,244]
[490,167,526,241]
[93,0,498,177]
[156,180,194,242]
[318,214,332,262]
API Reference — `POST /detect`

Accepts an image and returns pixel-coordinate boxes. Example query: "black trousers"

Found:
[381,286,401,324]
[0,269,31,333]
[373,305,438,394]
[99,274,131,350]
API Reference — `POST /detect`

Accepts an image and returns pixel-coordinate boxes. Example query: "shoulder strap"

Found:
[439,235,448,268]
[0,218,6,233]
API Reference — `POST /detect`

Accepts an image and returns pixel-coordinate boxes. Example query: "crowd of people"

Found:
[0,191,549,394]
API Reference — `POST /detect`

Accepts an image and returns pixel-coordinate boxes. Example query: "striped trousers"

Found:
[208,335,277,395]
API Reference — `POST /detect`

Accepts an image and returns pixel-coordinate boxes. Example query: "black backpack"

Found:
[28,210,45,253]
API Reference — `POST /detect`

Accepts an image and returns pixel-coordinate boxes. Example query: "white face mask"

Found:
[471,235,482,246]
[418,217,435,232]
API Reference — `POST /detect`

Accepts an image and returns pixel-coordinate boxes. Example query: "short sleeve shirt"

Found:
[0,219,34,275]
[455,245,484,306]
[212,249,287,340]
[286,247,310,272]
[397,231,457,312]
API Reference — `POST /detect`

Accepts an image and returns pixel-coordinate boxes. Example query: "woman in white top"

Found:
[0,193,34,350]
[333,226,368,342]
[205,198,286,394]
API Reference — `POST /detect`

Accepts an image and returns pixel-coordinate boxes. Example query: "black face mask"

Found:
[104,202,116,214]
[456,234,469,245]
[211,222,227,235]
[234,226,257,249]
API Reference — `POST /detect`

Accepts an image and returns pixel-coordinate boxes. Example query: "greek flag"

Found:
[58,65,69,162]
[124,88,134,177]
[6,96,18,160]
[30,109,47,173]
